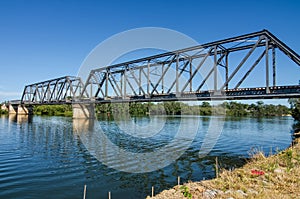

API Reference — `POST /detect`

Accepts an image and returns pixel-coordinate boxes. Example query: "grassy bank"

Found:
[148,138,300,199]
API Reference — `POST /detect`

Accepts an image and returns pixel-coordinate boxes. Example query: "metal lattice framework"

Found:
[81,29,300,103]
[21,76,85,104]
[18,30,300,105]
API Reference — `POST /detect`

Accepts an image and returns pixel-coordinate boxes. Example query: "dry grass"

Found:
[148,138,300,199]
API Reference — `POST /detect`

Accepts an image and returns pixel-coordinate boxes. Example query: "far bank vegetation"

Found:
[96,101,290,117]
[1,101,291,117]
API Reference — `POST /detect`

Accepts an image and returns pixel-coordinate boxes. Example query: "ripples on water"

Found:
[0,114,294,198]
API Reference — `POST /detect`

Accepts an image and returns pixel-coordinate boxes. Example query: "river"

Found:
[0,114,294,198]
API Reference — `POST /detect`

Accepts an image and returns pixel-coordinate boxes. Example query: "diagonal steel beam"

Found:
[49,79,60,101]
[109,72,122,96]
[108,77,120,97]
[220,37,263,90]
[264,30,300,66]
[150,55,177,95]
[235,51,265,89]
[196,53,226,91]
[181,47,213,92]
[167,60,190,93]
[94,74,107,98]
[140,68,159,94]
[129,68,146,95]
[124,73,138,96]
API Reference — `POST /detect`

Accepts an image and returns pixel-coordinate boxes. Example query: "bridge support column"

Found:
[8,104,33,115]
[8,104,18,114]
[72,103,95,119]
[17,105,33,115]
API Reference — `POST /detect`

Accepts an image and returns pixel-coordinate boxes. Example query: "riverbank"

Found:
[148,138,300,199]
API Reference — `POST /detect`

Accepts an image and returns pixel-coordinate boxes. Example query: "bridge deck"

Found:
[18,85,300,105]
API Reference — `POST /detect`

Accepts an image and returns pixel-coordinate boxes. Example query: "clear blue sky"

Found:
[0,0,299,105]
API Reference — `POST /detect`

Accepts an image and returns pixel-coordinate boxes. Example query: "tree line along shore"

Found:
[0,100,294,117]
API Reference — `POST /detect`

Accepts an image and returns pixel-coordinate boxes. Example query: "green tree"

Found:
[289,98,300,121]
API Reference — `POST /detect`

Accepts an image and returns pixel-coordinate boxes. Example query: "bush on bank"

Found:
[33,105,73,117]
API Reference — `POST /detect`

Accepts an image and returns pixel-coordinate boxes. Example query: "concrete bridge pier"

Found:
[8,104,33,115]
[72,103,95,119]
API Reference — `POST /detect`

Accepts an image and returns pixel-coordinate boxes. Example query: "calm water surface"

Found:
[0,114,294,198]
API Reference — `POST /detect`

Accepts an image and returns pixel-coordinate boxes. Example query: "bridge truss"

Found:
[81,29,300,103]
[21,76,84,104]
[19,30,300,105]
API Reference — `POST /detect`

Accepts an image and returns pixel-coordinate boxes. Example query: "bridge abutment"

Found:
[72,103,95,119]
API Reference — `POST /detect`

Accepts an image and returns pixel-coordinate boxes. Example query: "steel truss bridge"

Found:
[19,30,300,105]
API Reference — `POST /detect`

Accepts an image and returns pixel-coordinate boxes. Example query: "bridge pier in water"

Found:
[8,104,33,115]
[72,103,95,119]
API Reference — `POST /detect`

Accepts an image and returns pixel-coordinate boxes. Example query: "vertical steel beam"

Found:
[162,63,164,93]
[120,73,123,97]
[214,45,218,92]
[189,58,192,92]
[147,60,150,95]
[139,67,142,95]
[225,52,229,90]
[105,70,108,98]
[122,70,126,98]
[176,53,179,95]
[272,46,276,87]
[90,82,93,100]
[265,37,270,93]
